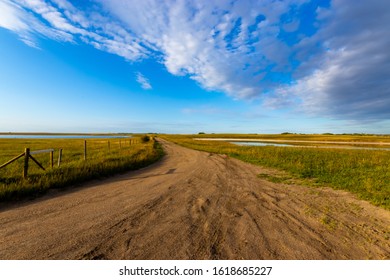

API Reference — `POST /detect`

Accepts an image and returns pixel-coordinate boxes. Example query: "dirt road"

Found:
[0,139,389,259]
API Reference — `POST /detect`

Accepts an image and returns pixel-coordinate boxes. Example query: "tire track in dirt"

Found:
[0,139,389,259]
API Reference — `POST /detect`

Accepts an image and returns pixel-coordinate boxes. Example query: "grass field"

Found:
[0,136,164,202]
[162,134,390,210]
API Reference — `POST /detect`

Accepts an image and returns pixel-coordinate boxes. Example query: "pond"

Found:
[230,141,390,151]
[230,141,295,147]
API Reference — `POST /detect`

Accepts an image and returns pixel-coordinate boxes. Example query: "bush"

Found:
[141,135,150,143]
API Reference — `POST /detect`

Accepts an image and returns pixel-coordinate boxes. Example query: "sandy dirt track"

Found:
[0,139,389,260]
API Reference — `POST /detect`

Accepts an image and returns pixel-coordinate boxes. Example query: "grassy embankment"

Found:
[0,136,164,202]
[162,134,390,210]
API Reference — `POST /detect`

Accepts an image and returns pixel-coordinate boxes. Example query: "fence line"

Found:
[84,138,139,160]
[0,148,55,178]
[0,137,141,178]
[84,140,87,161]
[58,149,62,167]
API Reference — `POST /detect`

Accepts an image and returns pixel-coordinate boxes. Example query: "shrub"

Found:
[141,135,150,143]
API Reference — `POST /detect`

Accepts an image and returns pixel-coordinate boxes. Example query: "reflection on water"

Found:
[231,141,294,147]
[230,141,390,151]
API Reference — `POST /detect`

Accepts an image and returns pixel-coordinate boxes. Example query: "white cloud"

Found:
[0,0,73,47]
[282,20,300,32]
[97,0,305,99]
[2,0,389,122]
[0,0,28,31]
[1,0,147,59]
[1,0,303,97]
[135,72,152,90]
[267,0,390,121]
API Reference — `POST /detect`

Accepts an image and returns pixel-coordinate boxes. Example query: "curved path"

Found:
[0,139,389,259]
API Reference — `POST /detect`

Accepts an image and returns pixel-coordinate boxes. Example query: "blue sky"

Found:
[0,0,389,134]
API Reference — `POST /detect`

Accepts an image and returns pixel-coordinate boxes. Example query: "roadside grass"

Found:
[0,136,164,202]
[162,134,390,210]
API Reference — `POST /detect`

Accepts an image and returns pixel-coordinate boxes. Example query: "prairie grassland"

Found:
[0,136,164,201]
[162,134,390,210]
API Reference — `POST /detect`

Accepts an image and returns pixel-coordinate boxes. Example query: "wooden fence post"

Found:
[23,148,30,179]
[50,151,54,168]
[108,141,110,151]
[84,140,87,160]
[119,140,122,149]
[58,149,62,167]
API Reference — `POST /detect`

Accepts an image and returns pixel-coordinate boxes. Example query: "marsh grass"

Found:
[163,134,390,210]
[0,137,164,201]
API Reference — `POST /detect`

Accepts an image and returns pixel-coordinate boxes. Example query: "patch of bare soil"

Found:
[0,139,389,259]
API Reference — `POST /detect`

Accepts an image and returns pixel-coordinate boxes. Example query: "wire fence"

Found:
[0,137,141,178]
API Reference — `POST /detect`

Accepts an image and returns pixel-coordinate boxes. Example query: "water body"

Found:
[231,141,294,147]
[231,141,390,151]
[0,134,131,139]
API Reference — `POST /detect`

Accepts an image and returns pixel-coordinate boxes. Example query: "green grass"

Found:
[0,136,164,202]
[162,134,390,210]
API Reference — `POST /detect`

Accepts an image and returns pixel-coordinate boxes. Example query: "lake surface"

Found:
[231,141,294,147]
[0,134,131,139]
[230,141,390,151]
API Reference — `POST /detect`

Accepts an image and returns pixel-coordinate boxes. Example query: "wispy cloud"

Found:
[135,72,152,90]
[1,0,148,59]
[0,0,73,48]
[1,0,389,122]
